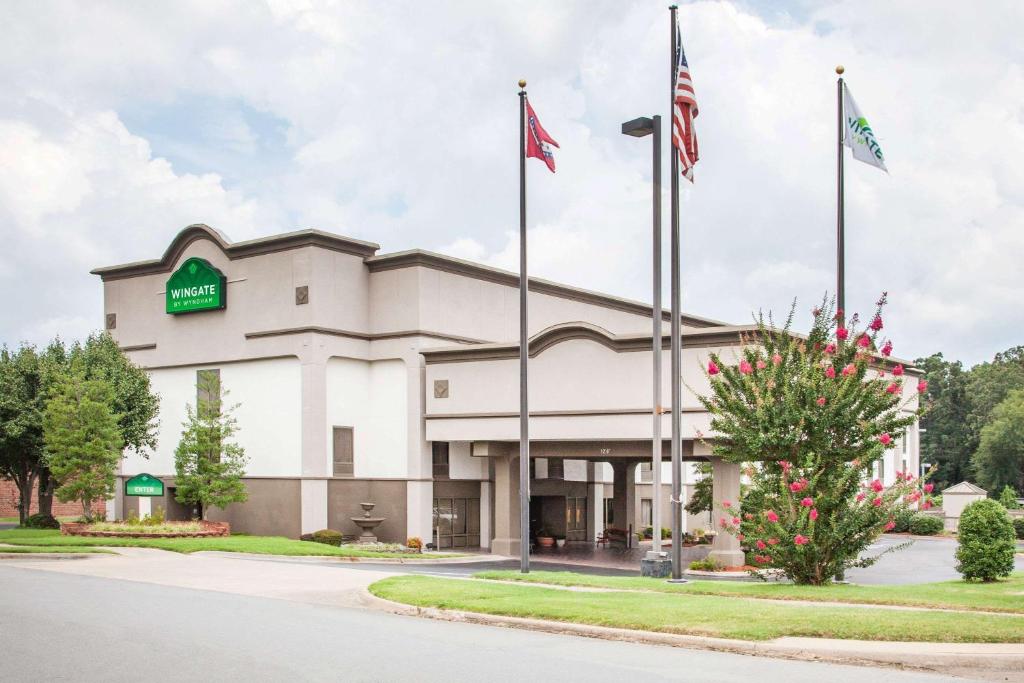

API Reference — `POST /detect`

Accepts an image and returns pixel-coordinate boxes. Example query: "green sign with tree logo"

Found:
[125,473,165,497]
[166,257,227,314]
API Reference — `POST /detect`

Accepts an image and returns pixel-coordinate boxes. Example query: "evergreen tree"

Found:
[914,353,972,489]
[972,389,1024,494]
[702,295,929,585]
[0,345,45,525]
[174,373,248,519]
[42,372,122,522]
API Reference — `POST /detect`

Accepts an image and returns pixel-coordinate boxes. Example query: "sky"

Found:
[0,0,1021,367]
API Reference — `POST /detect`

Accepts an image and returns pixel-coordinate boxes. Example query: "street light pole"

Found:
[621,116,665,562]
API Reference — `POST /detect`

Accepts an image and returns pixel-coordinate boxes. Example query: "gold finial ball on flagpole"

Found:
[835,65,845,75]
[518,79,527,89]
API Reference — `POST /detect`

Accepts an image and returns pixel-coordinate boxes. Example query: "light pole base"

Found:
[641,557,672,578]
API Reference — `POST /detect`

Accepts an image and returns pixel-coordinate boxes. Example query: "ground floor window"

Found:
[641,498,653,527]
[432,497,480,548]
[604,498,614,527]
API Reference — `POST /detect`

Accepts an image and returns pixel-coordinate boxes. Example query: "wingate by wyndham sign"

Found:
[166,257,227,314]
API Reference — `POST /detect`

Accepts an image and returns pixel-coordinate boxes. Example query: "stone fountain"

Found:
[350,502,386,544]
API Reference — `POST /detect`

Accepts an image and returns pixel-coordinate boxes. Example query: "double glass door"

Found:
[432,497,480,548]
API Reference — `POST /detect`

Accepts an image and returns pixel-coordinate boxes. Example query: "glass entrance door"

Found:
[432,497,480,548]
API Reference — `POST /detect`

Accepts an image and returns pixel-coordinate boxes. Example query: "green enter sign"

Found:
[125,473,164,497]
[166,257,227,314]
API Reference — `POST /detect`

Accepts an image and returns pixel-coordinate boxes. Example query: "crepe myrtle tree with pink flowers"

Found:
[700,295,934,585]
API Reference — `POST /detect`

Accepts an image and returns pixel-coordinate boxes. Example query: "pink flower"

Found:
[756,359,767,370]
[794,534,809,546]
[922,500,933,510]
[809,508,819,521]
[767,537,779,545]
[857,334,871,348]
[825,366,837,379]
[816,396,827,406]
[736,533,744,541]
[836,327,849,341]
[841,363,856,377]
[780,460,792,472]
[918,380,928,394]
[881,341,893,356]
[871,479,883,492]
[835,308,844,321]
[879,433,893,446]
[801,497,814,507]
[732,517,741,526]
[885,520,896,531]
[756,539,767,550]
[772,353,783,365]
[739,360,753,375]
[789,481,802,493]
[766,510,779,522]
[893,365,904,377]
[872,497,883,507]
[708,360,720,375]
[870,315,884,331]
[722,501,732,508]
[878,370,887,378]
[744,513,754,521]
[824,343,837,354]
[924,483,934,494]
[719,517,728,528]
[886,382,900,394]
[856,493,866,502]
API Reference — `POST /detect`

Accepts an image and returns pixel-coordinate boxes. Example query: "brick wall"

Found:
[0,478,106,518]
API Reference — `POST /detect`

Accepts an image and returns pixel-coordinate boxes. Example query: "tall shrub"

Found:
[703,296,931,584]
[955,499,1015,582]
[174,373,248,519]
[42,372,122,522]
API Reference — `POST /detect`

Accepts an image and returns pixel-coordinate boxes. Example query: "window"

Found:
[877,457,885,484]
[196,369,221,418]
[641,498,653,527]
[333,427,354,477]
[639,462,653,483]
[547,458,564,480]
[432,442,450,478]
[432,497,480,548]
[604,498,614,526]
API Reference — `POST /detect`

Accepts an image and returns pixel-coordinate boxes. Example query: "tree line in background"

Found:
[0,332,247,526]
[915,345,1024,497]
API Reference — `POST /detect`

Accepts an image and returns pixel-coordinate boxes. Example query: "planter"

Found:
[536,536,555,548]
[555,538,566,548]
[61,520,230,538]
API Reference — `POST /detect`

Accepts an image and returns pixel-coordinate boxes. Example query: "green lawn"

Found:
[0,529,458,559]
[370,575,1024,643]
[474,570,1024,614]
[0,517,18,524]
[0,544,113,554]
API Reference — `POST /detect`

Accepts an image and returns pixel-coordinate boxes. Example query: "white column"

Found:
[406,480,433,543]
[479,481,492,549]
[138,496,152,519]
[300,479,328,534]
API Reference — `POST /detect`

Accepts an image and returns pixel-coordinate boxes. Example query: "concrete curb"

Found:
[0,552,98,561]
[359,588,1024,681]
[192,551,511,565]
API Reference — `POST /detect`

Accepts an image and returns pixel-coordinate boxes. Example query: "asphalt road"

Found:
[0,565,966,683]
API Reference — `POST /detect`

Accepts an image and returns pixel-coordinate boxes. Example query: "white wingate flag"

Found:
[843,84,888,172]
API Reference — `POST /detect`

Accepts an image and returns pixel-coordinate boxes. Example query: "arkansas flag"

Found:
[525,98,559,172]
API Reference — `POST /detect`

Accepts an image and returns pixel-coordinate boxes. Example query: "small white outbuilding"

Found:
[940,481,988,532]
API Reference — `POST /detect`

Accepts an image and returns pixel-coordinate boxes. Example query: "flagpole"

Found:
[518,79,531,574]
[836,65,845,319]
[668,3,684,582]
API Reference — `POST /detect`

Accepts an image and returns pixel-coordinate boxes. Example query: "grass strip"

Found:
[0,545,113,554]
[474,570,1024,614]
[0,529,460,559]
[370,575,1024,643]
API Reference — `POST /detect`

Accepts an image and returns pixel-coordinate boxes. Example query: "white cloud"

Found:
[0,0,1020,366]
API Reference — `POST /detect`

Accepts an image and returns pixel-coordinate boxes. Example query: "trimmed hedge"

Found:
[891,508,915,533]
[23,514,60,529]
[1014,517,1024,540]
[909,514,944,536]
[310,529,343,546]
[955,499,1015,582]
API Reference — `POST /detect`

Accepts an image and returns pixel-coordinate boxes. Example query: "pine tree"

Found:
[174,373,248,519]
[42,372,122,522]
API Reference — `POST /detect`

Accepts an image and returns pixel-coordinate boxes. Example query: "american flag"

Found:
[673,24,699,182]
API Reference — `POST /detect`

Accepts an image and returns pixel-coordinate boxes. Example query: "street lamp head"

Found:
[621,116,654,138]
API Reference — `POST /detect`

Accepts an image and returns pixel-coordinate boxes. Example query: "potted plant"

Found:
[555,536,566,548]
[536,528,555,547]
